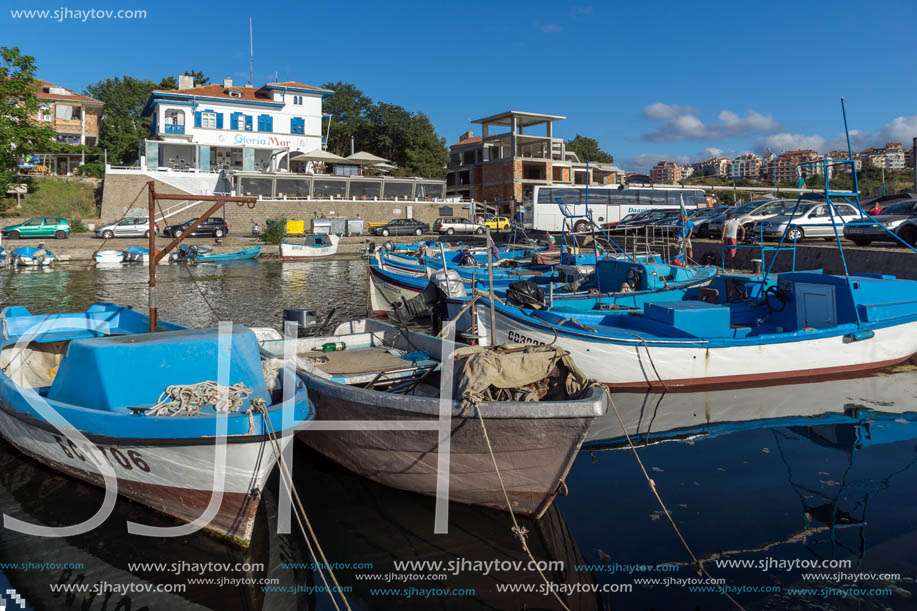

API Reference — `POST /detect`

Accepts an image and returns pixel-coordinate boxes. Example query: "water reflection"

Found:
[565,373,917,609]
[0,440,312,611]
[0,261,370,329]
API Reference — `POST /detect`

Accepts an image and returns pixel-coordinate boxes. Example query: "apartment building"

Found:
[729,153,762,180]
[444,110,621,213]
[649,160,682,184]
[764,149,818,183]
[692,157,732,178]
[24,81,104,175]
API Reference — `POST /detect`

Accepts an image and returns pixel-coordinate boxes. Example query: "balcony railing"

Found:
[164,124,185,135]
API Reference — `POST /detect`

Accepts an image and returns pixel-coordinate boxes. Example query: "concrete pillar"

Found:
[510,116,517,158]
[546,121,552,138]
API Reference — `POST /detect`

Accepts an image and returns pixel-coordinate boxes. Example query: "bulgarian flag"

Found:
[679,192,687,216]
[796,173,806,189]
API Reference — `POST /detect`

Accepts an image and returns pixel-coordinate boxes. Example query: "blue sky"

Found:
[5,0,916,172]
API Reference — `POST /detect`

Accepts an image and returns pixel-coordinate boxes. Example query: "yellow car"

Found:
[484,216,511,231]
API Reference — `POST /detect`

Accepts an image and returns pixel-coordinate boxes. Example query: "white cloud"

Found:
[641,103,780,142]
[642,103,699,121]
[572,5,593,17]
[541,23,562,33]
[718,110,779,135]
[754,133,826,153]
[877,115,917,143]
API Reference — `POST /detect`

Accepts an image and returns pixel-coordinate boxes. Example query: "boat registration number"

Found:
[53,435,151,472]
[506,330,538,345]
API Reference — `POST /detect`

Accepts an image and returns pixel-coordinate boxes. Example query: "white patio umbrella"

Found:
[346,151,390,174]
[291,149,348,163]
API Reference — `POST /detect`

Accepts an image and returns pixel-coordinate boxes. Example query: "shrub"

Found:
[259,218,287,245]
[69,218,90,233]
[76,162,105,178]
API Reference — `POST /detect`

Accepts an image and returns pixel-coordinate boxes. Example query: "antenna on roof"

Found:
[248,17,254,86]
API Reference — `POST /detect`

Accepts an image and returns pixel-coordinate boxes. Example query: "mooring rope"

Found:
[603,386,746,611]
[257,404,352,611]
[472,402,573,611]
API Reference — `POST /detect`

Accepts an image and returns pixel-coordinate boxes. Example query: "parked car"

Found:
[654,206,726,238]
[755,202,862,241]
[689,205,730,238]
[162,217,229,238]
[434,217,484,235]
[1,217,70,239]
[861,192,916,216]
[95,217,158,239]
[484,216,512,231]
[706,199,796,239]
[843,199,917,246]
[370,218,430,237]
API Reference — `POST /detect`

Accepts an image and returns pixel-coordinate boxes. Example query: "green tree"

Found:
[403,111,448,178]
[321,81,372,156]
[0,47,53,199]
[565,134,614,163]
[320,82,448,178]
[183,70,209,85]
[85,76,174,165]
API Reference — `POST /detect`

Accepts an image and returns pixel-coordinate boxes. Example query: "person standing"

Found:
[721,212,745,268]
[677,212,694,262]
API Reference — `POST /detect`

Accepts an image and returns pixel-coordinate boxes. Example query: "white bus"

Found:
[522,185,708,232]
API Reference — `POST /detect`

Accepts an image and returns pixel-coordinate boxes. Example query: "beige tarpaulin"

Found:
[454,344,591,406]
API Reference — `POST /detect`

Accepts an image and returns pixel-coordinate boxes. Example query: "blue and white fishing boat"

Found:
[477,270,917,390]
[279,233,340,260]
[0,303,310,545]
[10,247,57,267]
[171,244,262,263]
[122,246,151,263]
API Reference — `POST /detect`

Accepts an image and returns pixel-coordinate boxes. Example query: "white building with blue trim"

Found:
[140,76,332,173]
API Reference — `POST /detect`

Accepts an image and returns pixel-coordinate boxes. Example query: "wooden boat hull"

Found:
[297,373,605,518]
[0,404,289,545]
[477,301,917,391]
[368,262,425,315]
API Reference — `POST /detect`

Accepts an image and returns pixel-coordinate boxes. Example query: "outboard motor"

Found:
[367,242,376,255]
[382,240,395,252]
[283,307,319,338]
[390,269,465,329]
[506,280,546,309]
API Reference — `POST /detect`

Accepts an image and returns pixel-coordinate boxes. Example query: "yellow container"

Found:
[286,220,305,235]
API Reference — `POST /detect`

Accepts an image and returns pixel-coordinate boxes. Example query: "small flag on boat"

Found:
[796,174,806,189]
[679,192,687,216]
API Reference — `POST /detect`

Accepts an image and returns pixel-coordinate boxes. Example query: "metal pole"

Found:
[913,137,917,192]
[147,181,157,332]
[485,227,496,346]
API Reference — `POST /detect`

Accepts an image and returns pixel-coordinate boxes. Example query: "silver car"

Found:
[433,217,485,235]
[756,202,862,241]
[706,199,796,238]
[95,217,157,239]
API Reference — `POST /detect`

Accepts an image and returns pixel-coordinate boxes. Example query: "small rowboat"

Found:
[255,318,606,518]
[171,245,262,263]
[10,247,56,267]
[94,250,124,264]
[0,303,310,545]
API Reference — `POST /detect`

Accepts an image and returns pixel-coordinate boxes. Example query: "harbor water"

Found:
[1,260,916,610]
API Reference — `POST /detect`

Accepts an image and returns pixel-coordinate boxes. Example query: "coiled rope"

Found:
[146,381,265,417]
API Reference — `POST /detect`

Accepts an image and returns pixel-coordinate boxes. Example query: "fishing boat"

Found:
[279,233,340,260]
[0,247,7,268]
[171,244,262,263]
[0,303,310,545]
[476,270,917,390]
[9,247,56,267]
[0,438,313,610]
[255,318,606,518]
[123,246,151,263]
[94,250,125,264]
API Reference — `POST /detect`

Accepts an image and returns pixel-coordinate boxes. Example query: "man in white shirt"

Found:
[721,211,746,268]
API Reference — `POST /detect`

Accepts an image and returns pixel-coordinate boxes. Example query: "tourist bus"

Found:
[522,184,708,232]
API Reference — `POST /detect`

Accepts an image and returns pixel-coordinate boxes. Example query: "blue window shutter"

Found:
[266,115,273,132]
[194,111,202,127]
[245,115,253,131]
[216,113,223,129]
[230,113,238,130]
